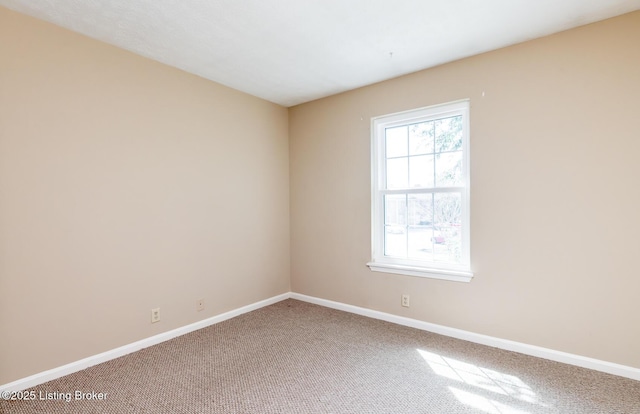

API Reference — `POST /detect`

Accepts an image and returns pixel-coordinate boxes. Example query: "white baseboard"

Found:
[289,292,640,382]
[3,291,638,393]
[0,293,290,393]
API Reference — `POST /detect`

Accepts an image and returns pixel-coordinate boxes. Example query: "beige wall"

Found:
[0,7,290,384]
[290,11,640,369]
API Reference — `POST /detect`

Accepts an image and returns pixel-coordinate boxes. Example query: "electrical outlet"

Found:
[401,294,410,308]
[196,299,204,311]
[151,307,160,323]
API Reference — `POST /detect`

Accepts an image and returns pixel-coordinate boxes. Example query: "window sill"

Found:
[366,262,473,283]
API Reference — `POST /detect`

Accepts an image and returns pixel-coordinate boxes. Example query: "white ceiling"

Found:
[2,0,640,107]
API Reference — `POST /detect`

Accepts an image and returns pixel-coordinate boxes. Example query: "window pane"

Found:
[435,116,463,152]
[409,121,434,155]
[409,155,434,188]
[386,157,408,189]
[435,151,463,187]
[386,126,408,158]
[408,193,432,226]
[385,226,407,258]
[384,194,406,226]
[434,193,462,264]
[434,192,461,228]
[408,226,431,260]
[408,193,433,261]
[385,194,407,258]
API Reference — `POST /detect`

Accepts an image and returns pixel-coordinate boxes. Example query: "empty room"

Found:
[1,1,639,413]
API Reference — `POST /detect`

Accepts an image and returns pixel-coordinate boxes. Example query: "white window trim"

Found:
[367,100,473,283]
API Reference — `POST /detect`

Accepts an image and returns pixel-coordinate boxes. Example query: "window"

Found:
[367,100,472,282]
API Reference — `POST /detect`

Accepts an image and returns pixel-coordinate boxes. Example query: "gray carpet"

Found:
[2,299,639,413]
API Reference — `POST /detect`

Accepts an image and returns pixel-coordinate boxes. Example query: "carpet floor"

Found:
[2,299,639,413]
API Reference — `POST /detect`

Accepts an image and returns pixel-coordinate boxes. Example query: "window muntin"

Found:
[369,100,472,282]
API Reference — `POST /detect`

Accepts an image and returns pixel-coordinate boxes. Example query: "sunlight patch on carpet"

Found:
[417,348,546,412]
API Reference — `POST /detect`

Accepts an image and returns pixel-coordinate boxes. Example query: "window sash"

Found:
[373,190,469,271]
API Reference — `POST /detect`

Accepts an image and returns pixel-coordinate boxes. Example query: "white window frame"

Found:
[367,100,473,283]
